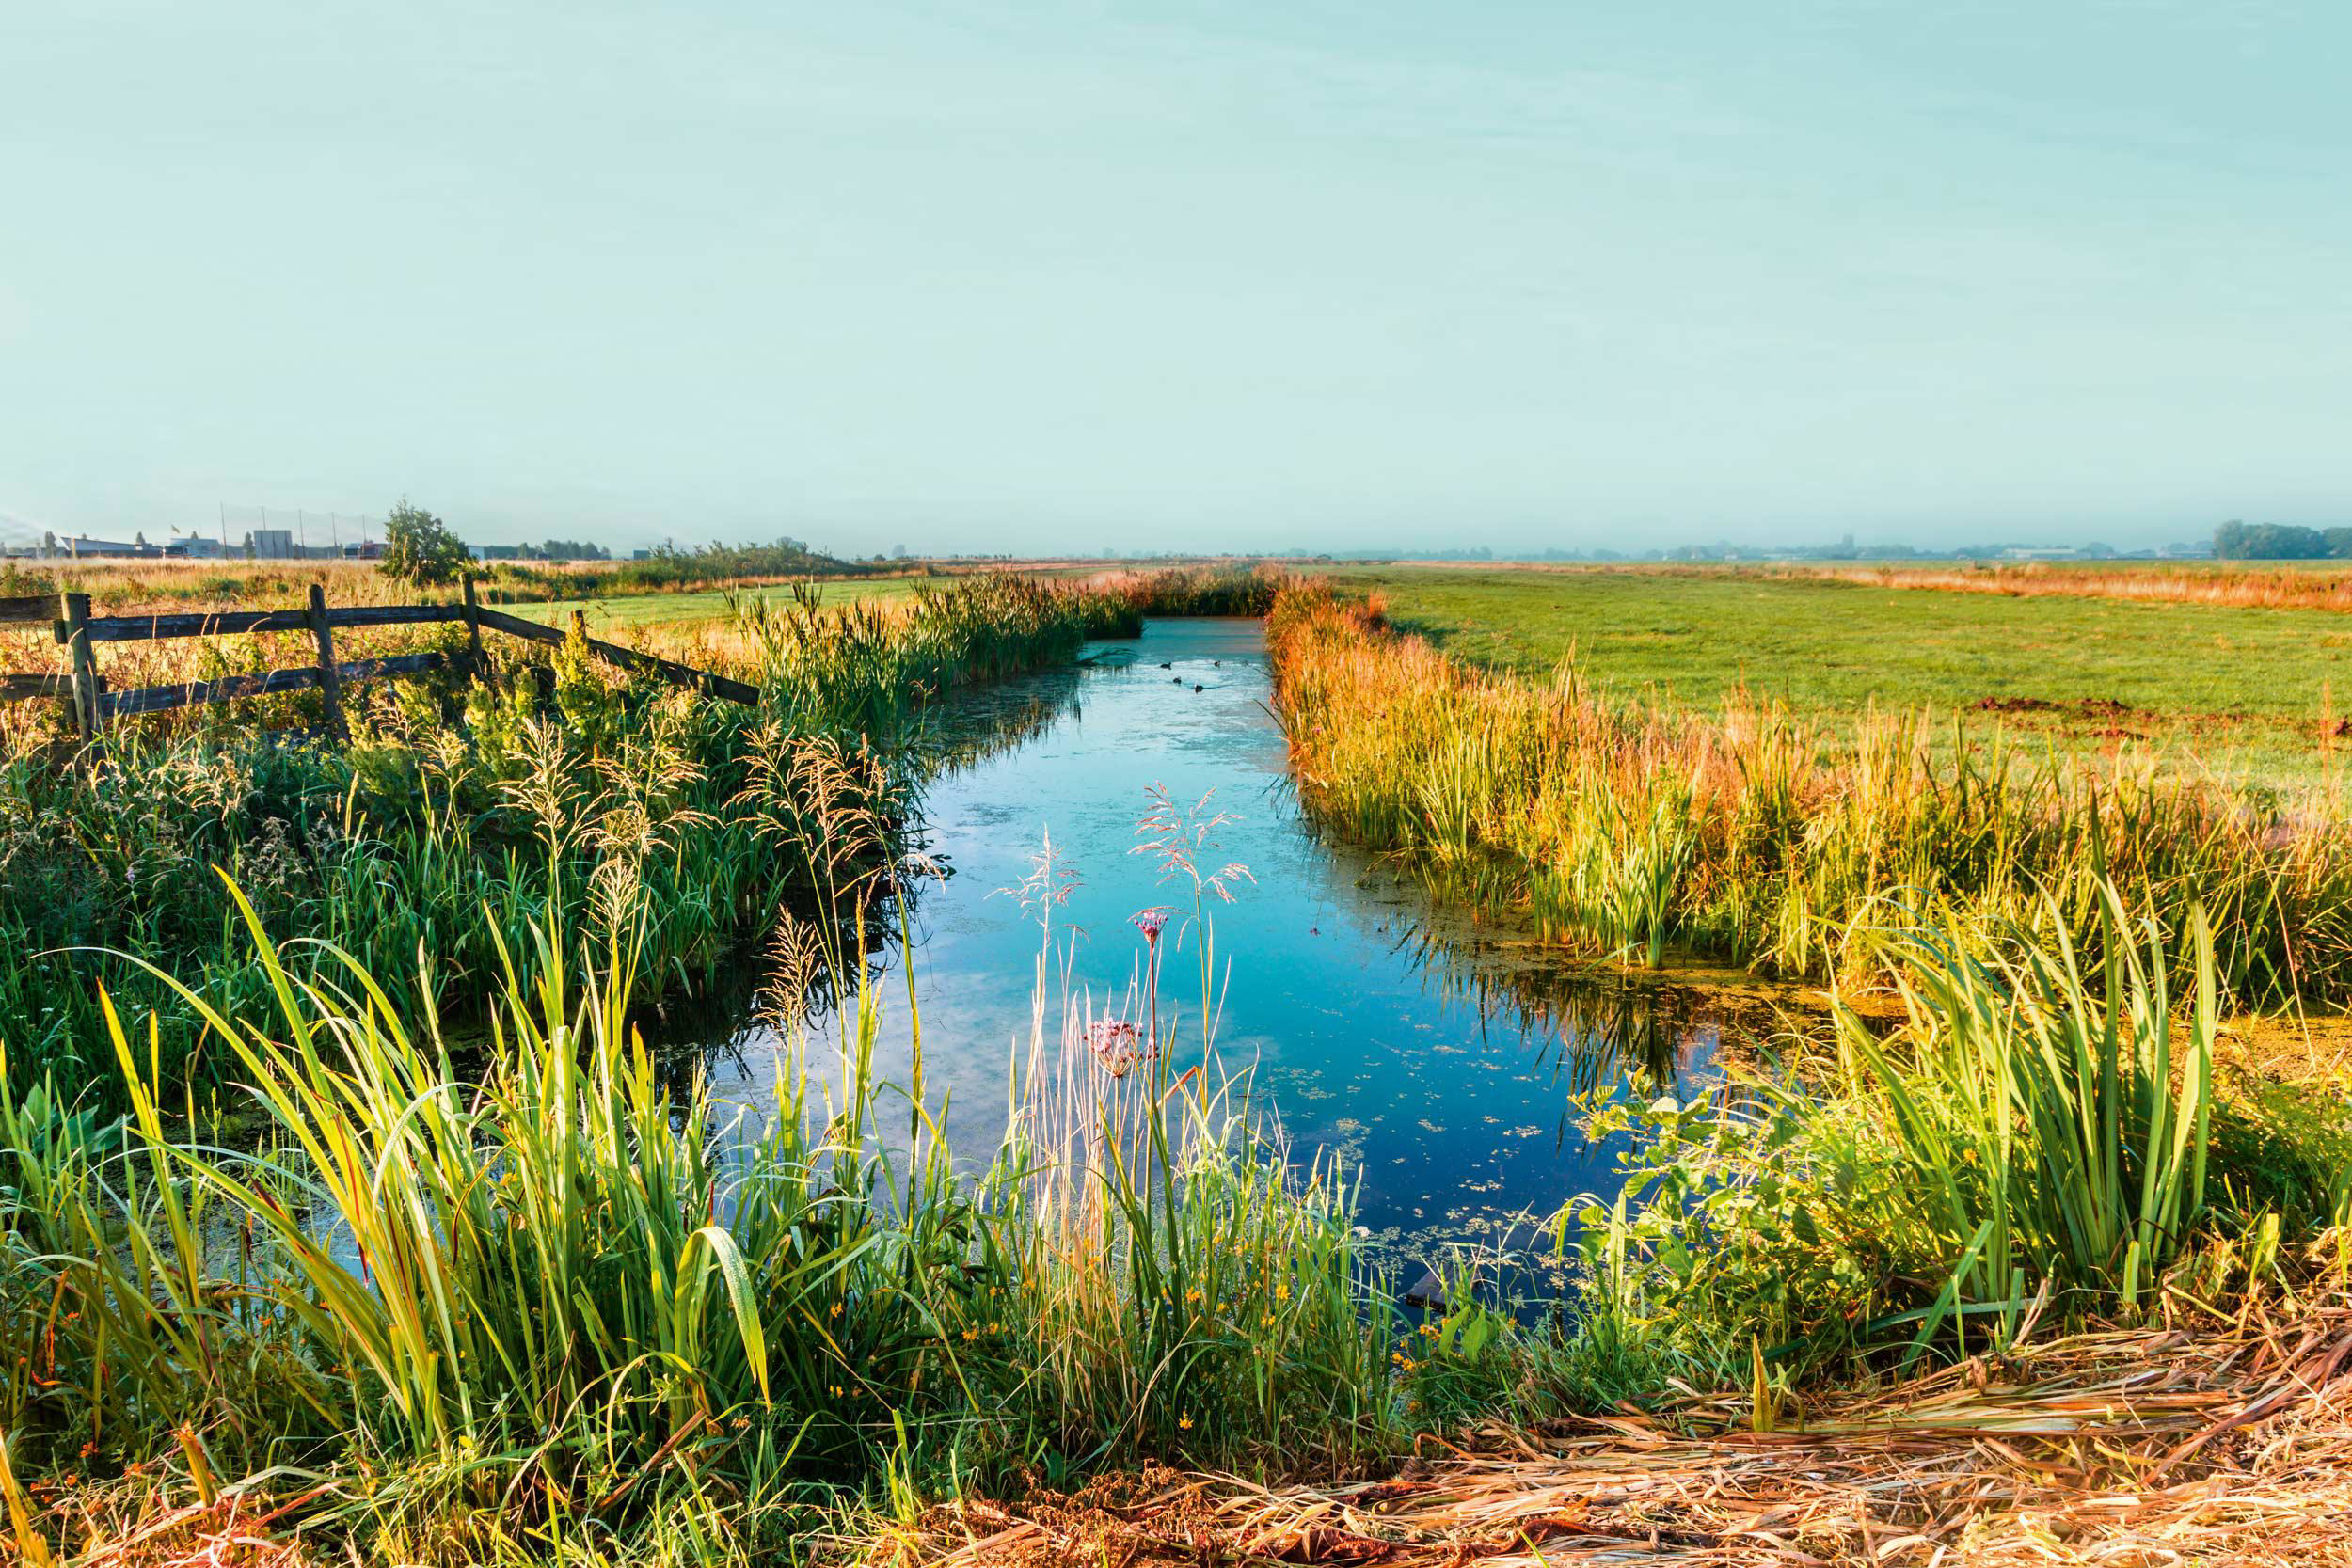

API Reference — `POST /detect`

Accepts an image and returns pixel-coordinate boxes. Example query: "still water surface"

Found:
[707,618,1721,1256]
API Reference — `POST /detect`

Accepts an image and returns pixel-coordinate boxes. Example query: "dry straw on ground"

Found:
[876,1288,2352,1567]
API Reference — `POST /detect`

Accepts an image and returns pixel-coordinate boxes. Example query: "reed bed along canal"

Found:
[702,616,1720,1254]
[8,572,2349,1568]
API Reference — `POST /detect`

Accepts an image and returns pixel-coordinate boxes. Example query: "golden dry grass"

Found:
[875,1277,2352,1566]
[0,576,781,750]
[4,557,410,615]
[1385,557,2352,615]
[1763,559,2352,615]
[1270,587,2352,1003]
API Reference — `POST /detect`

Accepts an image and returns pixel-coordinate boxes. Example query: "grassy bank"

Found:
[0,577,1133,1110]
[501,562,1281,641]
[3,857,2344,1564]
[0,548,894,619]
[1269,584,2352,1006]
[0,564,1276,731]
[1326,562,2352,787]
[0,826,1404,1562]
[7,565,2348,1564]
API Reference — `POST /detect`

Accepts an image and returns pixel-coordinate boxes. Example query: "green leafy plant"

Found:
[1840,887,2216,1334]
[382,497,473,587]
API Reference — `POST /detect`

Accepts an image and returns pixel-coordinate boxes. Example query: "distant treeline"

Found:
[2212,521,2352,561]
[486,538,877,599]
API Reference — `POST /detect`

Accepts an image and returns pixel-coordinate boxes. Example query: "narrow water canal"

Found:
[708,618,1721,1259]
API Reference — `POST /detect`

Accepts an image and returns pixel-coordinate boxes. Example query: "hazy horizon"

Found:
[5,4,2345,555]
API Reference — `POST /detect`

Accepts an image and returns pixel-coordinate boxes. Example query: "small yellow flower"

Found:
[1275,1284,1291,1302]
[829,1302,844,1319]
[1178,1413,1193,1431]
[1186,1288,1203,1303]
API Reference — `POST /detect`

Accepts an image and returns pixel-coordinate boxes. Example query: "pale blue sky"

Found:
[3,3,2344,554]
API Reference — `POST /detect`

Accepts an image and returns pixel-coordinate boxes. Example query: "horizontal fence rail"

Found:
[2,583,757,743]
[470,607,761,705]
[67,603,469,643]
[100,653,450,720]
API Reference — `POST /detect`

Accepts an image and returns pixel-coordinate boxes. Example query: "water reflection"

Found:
[1366,901,1701,1096]
[693,619,1726,1252]
[920,663,1088,775]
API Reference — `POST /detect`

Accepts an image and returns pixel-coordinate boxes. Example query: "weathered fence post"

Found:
[3,598,756,733]
[307,584,348,739]
[461,578,488,679]
[57,592,102,742]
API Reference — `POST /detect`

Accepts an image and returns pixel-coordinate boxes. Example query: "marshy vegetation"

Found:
[1322,561,2352,787]
[6,835,2345,1562]
[0,541,891,621]
[0,576,1137,1109]
[1270,583,2352,1004]
[2,562,2349,1564]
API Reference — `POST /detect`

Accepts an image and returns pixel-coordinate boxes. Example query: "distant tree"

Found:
[382,499,471,586]
[2215,520,2329,560]
[2327,527,2352,560]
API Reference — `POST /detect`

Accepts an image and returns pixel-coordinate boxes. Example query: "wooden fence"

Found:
[0,581,757,744]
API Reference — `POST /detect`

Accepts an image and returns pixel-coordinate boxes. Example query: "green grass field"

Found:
[500,571,950,630]
[501,562,2349,786]
[1328,565,2352,789]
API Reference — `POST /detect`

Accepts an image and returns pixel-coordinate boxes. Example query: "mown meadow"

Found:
[1329,562,2352,788]
[1275,580,2352,1008]
[3,562,2349,1564]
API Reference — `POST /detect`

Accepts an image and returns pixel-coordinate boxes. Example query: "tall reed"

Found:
[1838,887,2216,1337]
[1,863,2339,1560]
[1267,584,2352,1006]
[0,576,1133,1109]
[0,811,1402,1558]
[1557,882,2271,1401]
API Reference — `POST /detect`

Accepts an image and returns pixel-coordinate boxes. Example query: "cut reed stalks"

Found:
[885,1273,2352,1566]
